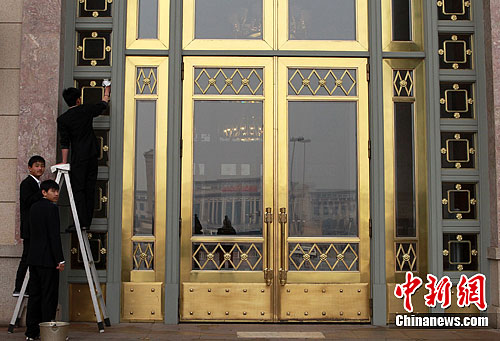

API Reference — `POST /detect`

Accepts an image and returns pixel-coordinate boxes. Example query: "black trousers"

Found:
[70,157,98,228]
[25,265,59,338]
[14,238,30,292]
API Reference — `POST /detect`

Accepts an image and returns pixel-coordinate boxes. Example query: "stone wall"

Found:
[0,0,62,323]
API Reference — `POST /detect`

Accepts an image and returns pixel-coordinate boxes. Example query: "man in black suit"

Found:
[25,180,65,340]
[57,85,110,230]
[13,155,45,296]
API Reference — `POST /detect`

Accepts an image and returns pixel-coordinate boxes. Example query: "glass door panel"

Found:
[277,58,370,321]
[278,0,368,51]
[183,0,273,50]
[180,57,369,321]
[181,57,274,321]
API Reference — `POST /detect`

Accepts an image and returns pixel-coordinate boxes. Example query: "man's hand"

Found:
[56,262,65,272]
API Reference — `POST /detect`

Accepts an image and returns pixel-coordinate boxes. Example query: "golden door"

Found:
[180,57,370,321]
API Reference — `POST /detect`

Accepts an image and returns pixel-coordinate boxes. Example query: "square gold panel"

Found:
[440,132,476,169]
[440,83,474,119]
[438,34,472,70]
[122,282,163,321]
[443,233,478,271]
[442,183,477,220]
[76,31,112,67]
[437,0,471,21]
[69,283,106,321]
[78,0,112,18]
[447,190,470,214]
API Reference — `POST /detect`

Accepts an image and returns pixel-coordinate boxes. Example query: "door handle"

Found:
[278,207,288,286]
[264,207,273,286]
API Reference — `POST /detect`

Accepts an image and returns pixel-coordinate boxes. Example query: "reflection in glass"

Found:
[392,0,412,41]
[133,101,156,236]
[288,102,358,237]
[138,0,158,39]
[395,103,416,237]
[193,101,263,236]
[289,0,356,40]
[195,0,262,39]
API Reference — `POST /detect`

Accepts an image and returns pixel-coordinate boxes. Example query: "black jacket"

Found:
[20,176,42,239]
[27,198,64,267]
[57,102,108,162]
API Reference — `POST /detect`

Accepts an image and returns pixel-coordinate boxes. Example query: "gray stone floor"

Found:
[3,323,500,340]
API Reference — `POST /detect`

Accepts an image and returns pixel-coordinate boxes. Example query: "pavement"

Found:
[3,322,500,340]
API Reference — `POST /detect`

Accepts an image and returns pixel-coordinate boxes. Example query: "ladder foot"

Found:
[104,318,111,327]
[97,321,104,332]
[7,324,15,333]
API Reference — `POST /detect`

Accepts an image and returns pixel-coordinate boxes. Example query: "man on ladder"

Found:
[57,82,111,231]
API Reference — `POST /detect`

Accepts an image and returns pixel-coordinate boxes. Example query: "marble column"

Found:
[16,0,63,240]
[483,0,500,329]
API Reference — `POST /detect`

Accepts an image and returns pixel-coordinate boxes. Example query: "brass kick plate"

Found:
[122,282,163,321]
[280,283,370,321]
[181,283,272,321]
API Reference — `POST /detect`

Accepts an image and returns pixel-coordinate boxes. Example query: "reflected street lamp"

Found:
[290,136,311,234]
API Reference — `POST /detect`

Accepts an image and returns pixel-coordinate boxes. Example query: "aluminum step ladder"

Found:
[7,269,29,333]
[52,164,110,332]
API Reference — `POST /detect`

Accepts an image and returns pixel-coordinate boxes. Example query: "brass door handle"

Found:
[264,207,273,286]
[278,207,287,286]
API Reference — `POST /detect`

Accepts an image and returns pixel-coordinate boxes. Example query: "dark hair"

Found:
[62,87,81,106]
[28,155,45,167]
[40,180,59,192]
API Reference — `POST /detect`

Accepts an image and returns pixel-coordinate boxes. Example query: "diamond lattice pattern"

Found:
[192,242,263,271]
[288,69,357,96]
[288,243,359,271]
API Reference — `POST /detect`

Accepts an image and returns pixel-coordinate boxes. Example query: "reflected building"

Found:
[193,177,262,235]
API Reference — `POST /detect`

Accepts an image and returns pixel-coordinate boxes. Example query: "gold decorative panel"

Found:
[438,34,472,70]
[441,132,475,169]
[76,31,112,67]
[288,69,357,96]
[393,70,414,97]
[395,243,417,272]
[288,243,359,271]
[94,180,108,218]
[95,129,110,167]
[443,233,478,271]
[133,242,154,270]
[136,67,158,95]
[437,0,471,21]
[440,83,474,119]
[69,283,106,321]
[181,283,272,321]
[70,232,107,270]
[194,68,263,95]
[78,0,112,18]
[192,242,263,271]
[442,183,477,220]
[280,284,370,321]
[122,282,163,321]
